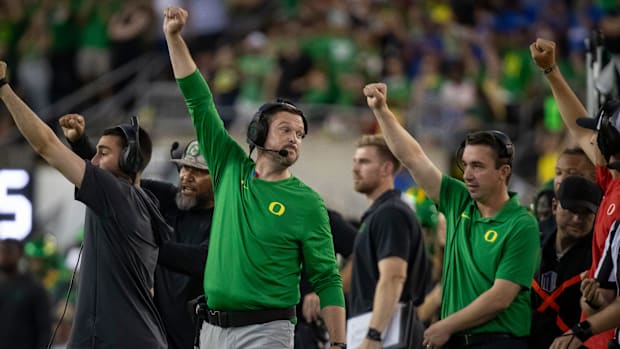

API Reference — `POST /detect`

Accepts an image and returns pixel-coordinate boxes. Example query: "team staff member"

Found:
[531,37,620,347]
[350,134,430,349]
[530,176,601,349]
[60,113,214,349]
[163,7,346,349]
[0,61,168,349]
[363,82,540,348]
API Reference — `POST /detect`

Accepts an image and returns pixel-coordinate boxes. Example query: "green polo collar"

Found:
[471,192,521,223]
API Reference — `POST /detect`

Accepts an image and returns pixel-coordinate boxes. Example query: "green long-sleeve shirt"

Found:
[177,70,344,311]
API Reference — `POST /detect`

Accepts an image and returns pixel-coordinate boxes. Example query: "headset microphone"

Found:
[170,141,180,159]
[261,147,289,157]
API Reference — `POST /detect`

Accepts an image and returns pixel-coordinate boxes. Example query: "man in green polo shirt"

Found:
[363,82,540,348]
[163,6,346,349]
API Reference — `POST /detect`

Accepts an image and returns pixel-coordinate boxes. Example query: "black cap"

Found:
[576,99,620,131]
[556,176,603,214]
[576,117,599,130]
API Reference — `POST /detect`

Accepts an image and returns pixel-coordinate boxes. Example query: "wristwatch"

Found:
[366,327,382,342]
[571,320,593,342]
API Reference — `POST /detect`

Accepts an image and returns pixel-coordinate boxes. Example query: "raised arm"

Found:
[530,38,605,166]
[163,7,197,79]
[0,62,86,187]
[363,83,443,202]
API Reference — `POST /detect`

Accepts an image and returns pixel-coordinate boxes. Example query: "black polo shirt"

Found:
[349,189,431,317]
[70,162,168,349]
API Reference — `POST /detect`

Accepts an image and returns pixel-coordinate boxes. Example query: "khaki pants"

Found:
[199,320,294,349]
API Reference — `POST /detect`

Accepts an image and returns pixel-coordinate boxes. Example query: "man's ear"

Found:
[499,163,511,181]
[381,160,394,177]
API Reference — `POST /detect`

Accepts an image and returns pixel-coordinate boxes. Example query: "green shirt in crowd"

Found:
[177,70,345,313]
[438,175,540,336]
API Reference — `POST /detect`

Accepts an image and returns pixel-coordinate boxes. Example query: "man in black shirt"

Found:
[0,238,51,349]
[59,114,214,349]
[530,176,602,349]
[0,61,168,349]
[349,134,430,349]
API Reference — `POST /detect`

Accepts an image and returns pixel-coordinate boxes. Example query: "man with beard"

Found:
[349,134,430,349]
[60,114,214,349]
[0,238,52,349]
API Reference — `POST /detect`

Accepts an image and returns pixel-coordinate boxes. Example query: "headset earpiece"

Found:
[117,116,142,176]
[246,100,308,150]
[488,130,514,159]
[246,109,270,148]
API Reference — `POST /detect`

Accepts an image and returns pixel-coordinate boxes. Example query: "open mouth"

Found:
[181,185,195,194]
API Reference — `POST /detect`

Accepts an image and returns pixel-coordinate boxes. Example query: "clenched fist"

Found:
[163,7,188,36]
[59,113,86,142]
[529,38,556,70]
[363,83,388,110]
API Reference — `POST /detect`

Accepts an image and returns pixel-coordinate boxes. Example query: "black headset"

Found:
[456,130,514,171]
[116,116,142,176]
[246,99,308,151]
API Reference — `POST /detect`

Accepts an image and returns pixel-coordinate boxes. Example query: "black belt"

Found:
[205,306,295,328]
[449,332,518,348]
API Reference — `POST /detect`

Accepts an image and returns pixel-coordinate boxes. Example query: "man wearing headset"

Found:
[532,38,620,349]
[59,112,214,349]
[163,7,345,349]
[363,82,540,349]
[0,61,168,348]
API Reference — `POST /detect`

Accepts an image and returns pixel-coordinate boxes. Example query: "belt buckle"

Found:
[209,309,222,326]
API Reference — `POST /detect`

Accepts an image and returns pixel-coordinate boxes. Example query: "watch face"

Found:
[366,328,382,341]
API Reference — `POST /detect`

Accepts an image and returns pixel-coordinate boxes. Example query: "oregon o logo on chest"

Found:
[484,230,498,243]
[268,202,286,216]
[607,203,616,216]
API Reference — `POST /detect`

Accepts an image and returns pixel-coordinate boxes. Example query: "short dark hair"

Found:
[459,130,514,168]
[356,134,401,173]
[101,126,152,173]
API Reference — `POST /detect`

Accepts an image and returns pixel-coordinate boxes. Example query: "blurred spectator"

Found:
[185,0,229,72]
[107,0,154,69]
[0,238,52,349]
[75,0,115,84]
[47,0,80,102]
[533,188,554,223]
[210,44,241,127]
[16,9,51,113]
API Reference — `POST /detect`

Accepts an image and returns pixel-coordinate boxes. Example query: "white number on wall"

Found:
[0,169,32,240]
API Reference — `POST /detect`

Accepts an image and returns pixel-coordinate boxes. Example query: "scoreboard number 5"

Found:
[0,169,32,240]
